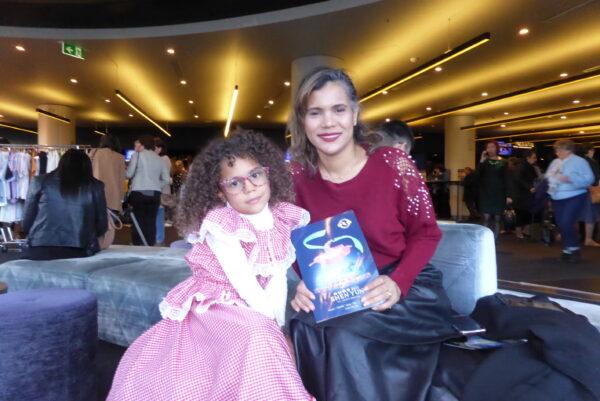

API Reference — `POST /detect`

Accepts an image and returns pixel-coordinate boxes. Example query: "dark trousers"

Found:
[552,193,588,250]
[22,246,89,260]
[129,191,161,246]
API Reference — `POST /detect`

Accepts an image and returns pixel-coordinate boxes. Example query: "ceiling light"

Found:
[560,72,568,78]
[257,115,262,119]
[166,48,175,55]
[481,92,488,97]
[36,108,71,124]
[518,28,529,35]
[70,78,78,84]
[15,45,25,52]
[180,80,187,85]
[188,100,194,104]
[284,81,291,87]
[104,98,110,103]
[360,32,491,102]
[385,118,391,122]
[462,102,600,130]
[560,115,567,119]
[500,124,506,127]
[268,100,274,105]
[434,67,443,72]
[115,89,171,137]
[382,91,388,95]
[128,113,134,117]
[409,69,600,124]
[476,121,600,141]
[0,114,3,118]
[0,122,37,135]
[426,107,432,111]
[504,112,510,115]
[224,85,239,138]
[580,131,585,133]
[93,130,106,136]
[573,99,580,104]
[194,114,199,119]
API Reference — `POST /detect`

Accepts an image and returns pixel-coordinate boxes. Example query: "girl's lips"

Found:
[317,133,341,143]
[246,195,262,205]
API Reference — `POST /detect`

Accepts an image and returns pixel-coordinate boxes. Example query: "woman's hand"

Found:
[361,275,401,311]
[291,280,315,313]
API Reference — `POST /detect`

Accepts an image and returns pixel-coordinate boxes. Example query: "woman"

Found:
[21,149,108,260]
[507,151,539,239]
[89,134,126,248]
[126,135,170,246]
[546,140,594,262]
[476,141,509,240]
[288,67,458,401]
[153,137,172,246]
[578,143,600,246]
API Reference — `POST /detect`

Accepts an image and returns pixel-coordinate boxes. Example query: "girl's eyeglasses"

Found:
[219,167,269,195]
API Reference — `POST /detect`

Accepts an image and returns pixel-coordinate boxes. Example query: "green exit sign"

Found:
[61,42,85,60]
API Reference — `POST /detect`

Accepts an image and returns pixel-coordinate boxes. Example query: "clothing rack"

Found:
[0,144,91,150]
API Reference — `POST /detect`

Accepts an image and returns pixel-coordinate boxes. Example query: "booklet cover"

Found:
[291,210,379,323]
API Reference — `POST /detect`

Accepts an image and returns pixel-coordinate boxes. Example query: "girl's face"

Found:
[486,142,498,156]
[303,81,358,159]
[218,156,270,215]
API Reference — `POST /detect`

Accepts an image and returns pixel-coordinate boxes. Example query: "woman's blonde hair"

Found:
[287,67,367,174]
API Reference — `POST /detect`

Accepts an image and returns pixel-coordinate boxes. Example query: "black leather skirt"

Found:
[290,264,460,401]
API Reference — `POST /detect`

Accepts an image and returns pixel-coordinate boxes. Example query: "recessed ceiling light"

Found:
[256,114,262,119]
[434,66,443,72]
[560,115,567,119]
[128,113,134,117]
[268,100,274,105]
[382,90,388,95]
[70,78,78,84]
[0,114,4,118]
[426,106,432,111]
[481,92,488,97]
[500,124,506,128]
[284,81,291,87]
[504,112,509,115]
[104,98,111,103]
[194,114,199,119]
[579,130,585,134]
[385,118,391,122]
[572,99,580,104]
[166,48,175,55]
[15,45,25,52]
[188,100,194,104]
[180,80,187,85]
[518,27,529,36]
[560,72,568,77]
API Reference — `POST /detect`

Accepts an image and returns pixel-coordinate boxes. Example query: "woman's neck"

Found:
[317,144,367,183]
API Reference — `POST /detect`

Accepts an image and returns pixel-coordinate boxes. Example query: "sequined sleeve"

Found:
[381,148,442,296]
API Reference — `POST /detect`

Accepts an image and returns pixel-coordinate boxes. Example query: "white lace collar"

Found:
[237,204,274,231]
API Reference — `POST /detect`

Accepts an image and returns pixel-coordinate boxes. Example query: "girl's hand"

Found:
[361,275,401,311]
[291,280,315,313]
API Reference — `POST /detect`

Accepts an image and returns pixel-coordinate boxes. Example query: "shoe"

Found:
[561,250,581,263]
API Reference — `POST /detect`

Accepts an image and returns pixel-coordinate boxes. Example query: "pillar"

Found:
[37,105,76,146]
[444,116,476,219]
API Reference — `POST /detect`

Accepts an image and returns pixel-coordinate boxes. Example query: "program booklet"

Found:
[291,210,379,323]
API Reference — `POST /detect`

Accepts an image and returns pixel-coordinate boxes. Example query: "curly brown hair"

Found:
[175,129,295,236]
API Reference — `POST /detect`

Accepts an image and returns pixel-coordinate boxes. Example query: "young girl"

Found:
[108,130,313,401]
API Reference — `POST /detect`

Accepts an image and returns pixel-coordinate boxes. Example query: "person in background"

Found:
[476,140,509,240]
[578,143,600,247]
[171,159,187,195]
[462,166,480,221]
[127,135,170,246]
[545,140,594,262]
[507,153,537,239]
[89,134,126,247]
[21,149,108,260]
[428,164,451,219]
[153,137,172,246]
[368,119,415,155]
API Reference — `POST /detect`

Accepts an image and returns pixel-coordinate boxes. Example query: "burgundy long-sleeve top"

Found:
[291,147,442,296]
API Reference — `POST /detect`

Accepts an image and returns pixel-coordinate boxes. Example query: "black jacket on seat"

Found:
[22,171,108,254]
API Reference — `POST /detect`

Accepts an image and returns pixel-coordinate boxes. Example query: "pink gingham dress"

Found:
[107,202,314,401]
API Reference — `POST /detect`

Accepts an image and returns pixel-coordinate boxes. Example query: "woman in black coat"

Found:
[507,151,539,239]
[22,149,108,260]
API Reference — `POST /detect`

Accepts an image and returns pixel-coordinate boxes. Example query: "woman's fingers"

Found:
[291,281,315,313]
[361,275,401,309]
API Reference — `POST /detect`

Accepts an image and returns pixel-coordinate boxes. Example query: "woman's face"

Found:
[486,142,498,156]
[303,81,358,159]
[555,147,570,160]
